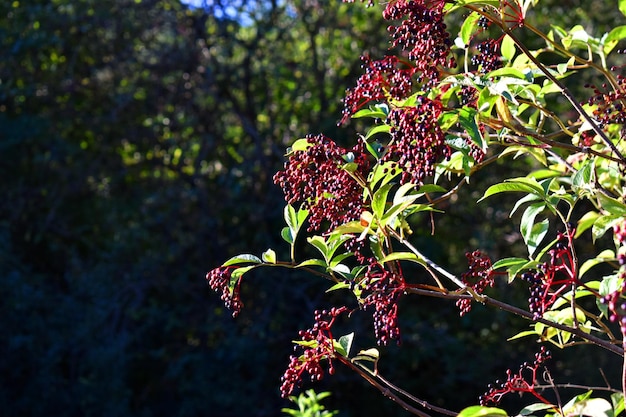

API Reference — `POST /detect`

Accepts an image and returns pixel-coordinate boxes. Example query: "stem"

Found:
[501,28,625,162]
[339,357,458,417]
[338,357,435,417]
[404,287,624,356]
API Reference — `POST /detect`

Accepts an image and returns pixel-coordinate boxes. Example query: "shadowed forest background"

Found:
[1,1,623,416]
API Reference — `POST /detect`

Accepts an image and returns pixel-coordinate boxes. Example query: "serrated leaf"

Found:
[457,406,508,417]
[262,248,277,264]
[223,254,263,266]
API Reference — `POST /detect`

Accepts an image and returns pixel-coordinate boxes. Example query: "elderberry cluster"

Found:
[383,0,454,88]
[280,307,348,398]
[585,74,626,128]
[341,55,417,124]
[471,39,502,73]
[384,96,451,185]
[480,346,551,406]
[359,260,405,345]
[519,231,577,319]
[456,250,494,316]
[598,220,626,333]
[520,271,545,319]
[206,266,243,317]
[273,134,370,233]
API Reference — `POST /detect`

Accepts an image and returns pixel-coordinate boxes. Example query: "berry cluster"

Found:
[480,346,551,406]
[341,55,418,124]
[456,250,495,316]
[273,134,370,233]
[520,271,545,319]
[358,259,406,345]
[471,39,503,73]
[383,96,451,185]
[598,220,626,333]
[585,74,626,128]
[280,307,348,397]
[519,232,577,319]
[383,0,454,88]
[206,266,243,318]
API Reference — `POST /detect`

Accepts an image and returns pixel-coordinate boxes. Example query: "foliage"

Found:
[207,0,626,416]
[282,390,339,417]
[0,0,390,416]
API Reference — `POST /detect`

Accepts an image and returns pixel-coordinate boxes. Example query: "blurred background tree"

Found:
[0,0,622,416]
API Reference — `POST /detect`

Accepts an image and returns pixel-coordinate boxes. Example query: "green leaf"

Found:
[365,124,391,140]
[592,214,623,241]
[457,406,508,417]
[336,333,354,357]
[576,211,600,238]
[458,107,485,151]
[230,265,256,284]
[572,159,594,193]
[501,34,516,61]
[223,254,263,266]
[460,11,480,46]
[326,282,350,292]
[372,182,394,221]
[379,252,422,265]
[332,220,368,235]
[563,397,612,417]
[295,259,327,269]
[480,177,544,202]
[520,203,548,256]
[352,348,380,362]
[508,329,539,341]
[611,392,625,417]
[491,257,528,270]
[281,227,293,244]
[605,25,626,54]
[597,193,626,216]
[620,0,626,17]
[262,248,276,264]
[579,250,616,278]
[519,403,557,415]
[288,138,313,153]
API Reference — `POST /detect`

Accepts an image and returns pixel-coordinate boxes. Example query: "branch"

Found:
[404,288,624,357]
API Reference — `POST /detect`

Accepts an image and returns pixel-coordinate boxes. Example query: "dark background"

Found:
[1,1,623,416]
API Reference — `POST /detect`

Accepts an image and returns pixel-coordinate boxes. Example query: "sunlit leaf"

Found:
[223,254,263,266]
